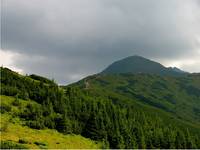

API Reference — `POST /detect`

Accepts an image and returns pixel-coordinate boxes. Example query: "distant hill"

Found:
[168,67,188,73]
[102,55,187,76]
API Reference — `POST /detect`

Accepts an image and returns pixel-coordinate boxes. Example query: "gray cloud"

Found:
[1,0,200,84]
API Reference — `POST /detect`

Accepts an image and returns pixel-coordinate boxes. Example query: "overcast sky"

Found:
[1,0,200,84]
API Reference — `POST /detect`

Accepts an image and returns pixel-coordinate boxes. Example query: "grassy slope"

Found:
[0,95,101,149]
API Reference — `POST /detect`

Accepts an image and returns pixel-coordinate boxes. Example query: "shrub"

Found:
[12,98,21,106]
[0,104,11,113]
[18,138,29,144]
[26,120,45,129]
[0,140,28,149]
[34,141,47,146]
[34,141,48,149]
[0,121,9,132]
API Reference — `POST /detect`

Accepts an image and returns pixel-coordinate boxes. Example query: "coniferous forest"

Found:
[1,66,200,149]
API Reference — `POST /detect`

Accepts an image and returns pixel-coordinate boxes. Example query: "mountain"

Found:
[1,60,200,149]
[168,67,188,73]
[102,55,187,76]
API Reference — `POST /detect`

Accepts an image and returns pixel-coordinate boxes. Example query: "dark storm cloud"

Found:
[1,0,200,84]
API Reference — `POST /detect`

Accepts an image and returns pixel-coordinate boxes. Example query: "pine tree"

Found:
[185,128,194,148]
[175,130,186,149]
[82,112,99,140]
[55,114,72,134]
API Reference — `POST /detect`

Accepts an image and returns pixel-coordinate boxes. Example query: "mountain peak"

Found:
[120,55,150,61]
[168,67,187,74]
[101,55,187,76]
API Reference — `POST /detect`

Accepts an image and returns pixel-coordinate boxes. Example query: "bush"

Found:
[0,85,19,97]
[0,104,11,113]
[0,140,28,149]
[18,91,29,100]
[0,121,9,132]
[12,98,21,106]
[34,141,48,149]
[18,138,29,144]
[26,120,45,129]
[34,141,47,146]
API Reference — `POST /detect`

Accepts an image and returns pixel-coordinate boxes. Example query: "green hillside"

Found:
[64,73,200,148]
[0,95,101,149]
[73,73,200,124]
[1,66,200,149]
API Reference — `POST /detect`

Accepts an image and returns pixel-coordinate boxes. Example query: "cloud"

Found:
[0,50,23,73]
[1,0,200,84]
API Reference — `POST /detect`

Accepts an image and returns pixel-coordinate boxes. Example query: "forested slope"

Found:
[1,67,200,149]
[72,73,200,124]
[0,95,101,149]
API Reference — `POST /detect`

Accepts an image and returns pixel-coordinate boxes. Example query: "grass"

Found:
[0,95,101,149]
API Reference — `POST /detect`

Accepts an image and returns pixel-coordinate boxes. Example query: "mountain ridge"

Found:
[101,55,188,76]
